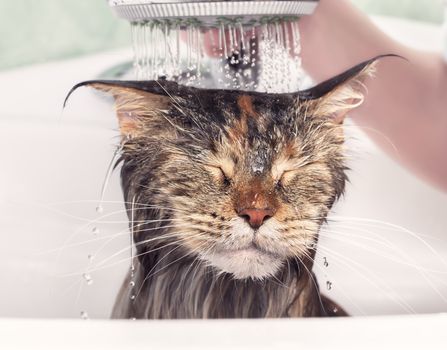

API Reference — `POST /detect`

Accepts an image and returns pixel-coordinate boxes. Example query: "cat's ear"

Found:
[64,80,173,138]
[298,55,399,123]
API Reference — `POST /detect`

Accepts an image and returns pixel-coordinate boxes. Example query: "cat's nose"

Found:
[238,208,274,229]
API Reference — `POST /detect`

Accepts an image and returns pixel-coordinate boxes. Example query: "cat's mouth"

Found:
[201,242,284,280]
[224,242,280,259]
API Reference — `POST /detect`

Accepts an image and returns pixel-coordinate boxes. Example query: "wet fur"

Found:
[66,56,392,319]
[113,89,347,318]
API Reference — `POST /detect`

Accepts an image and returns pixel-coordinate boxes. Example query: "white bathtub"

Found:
[0,15,446,349]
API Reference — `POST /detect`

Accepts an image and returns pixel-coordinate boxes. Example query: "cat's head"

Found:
[67,57,380,280]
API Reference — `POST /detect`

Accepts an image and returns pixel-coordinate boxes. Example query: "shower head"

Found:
[107,0,319,26]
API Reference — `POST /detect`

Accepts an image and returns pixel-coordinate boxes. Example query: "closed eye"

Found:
[278,161,326,186]
[205,165,232,186]
[278,169,300,187]
[220,168,231,186]
[273,156,311,185]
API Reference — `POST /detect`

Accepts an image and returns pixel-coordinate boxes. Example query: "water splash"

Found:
[83,273,93,286]
[326,281,333,291]
[130,18,307,93]
[257,21,304,92]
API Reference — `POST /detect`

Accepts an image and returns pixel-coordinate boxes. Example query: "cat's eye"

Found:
[220,168,231,187]
[205,165,232,186]
[277,161,323,188]
[277,169,300,187]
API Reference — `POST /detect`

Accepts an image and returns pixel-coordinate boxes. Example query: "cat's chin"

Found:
[202,246,284,280]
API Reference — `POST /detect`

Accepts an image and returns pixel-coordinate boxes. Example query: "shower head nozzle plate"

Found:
[108,0,319,26]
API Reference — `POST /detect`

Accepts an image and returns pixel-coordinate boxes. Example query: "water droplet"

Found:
[80,311,89,320]
[87,254,94,261]
[92,227,99,235]
[129,281,135,288]
[333,307,338,314]
[130,317,137,321]
[96,205,103,214]
[323,257,329,267]
[83,273,93,285]
[130,295,136,301]
[326,281,332,291]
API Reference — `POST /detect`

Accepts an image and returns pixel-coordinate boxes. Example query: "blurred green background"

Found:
[0,0,444,71]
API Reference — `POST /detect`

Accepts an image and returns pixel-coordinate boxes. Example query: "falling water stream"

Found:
[130,18,307,93]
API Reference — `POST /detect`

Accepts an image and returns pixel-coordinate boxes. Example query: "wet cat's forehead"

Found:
[186,89,295,126]
[204,94,297,179]
[247,151,269,176]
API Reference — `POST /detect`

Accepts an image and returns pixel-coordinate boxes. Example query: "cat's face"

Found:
[68,58,377,280]
[144,92,347,280]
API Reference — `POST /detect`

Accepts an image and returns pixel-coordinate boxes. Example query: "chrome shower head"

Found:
[108,0,319,26]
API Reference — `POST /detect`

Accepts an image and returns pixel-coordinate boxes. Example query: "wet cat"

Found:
[67,56,384,319]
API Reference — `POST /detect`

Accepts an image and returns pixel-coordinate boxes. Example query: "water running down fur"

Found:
[66,55,394,319]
